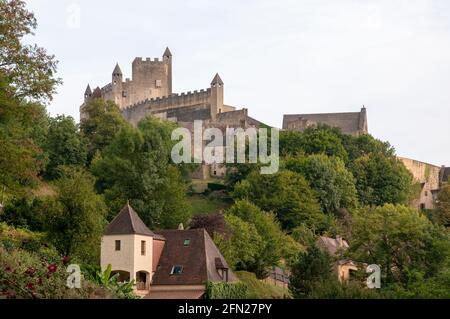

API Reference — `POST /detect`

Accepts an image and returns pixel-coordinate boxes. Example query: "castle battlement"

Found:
[133,57,165,65]
[123,88,212,112]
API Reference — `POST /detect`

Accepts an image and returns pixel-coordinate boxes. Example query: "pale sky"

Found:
[25,0,450,165]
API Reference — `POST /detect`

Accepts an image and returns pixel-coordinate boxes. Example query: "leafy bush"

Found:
[208,183,226,191]
[206,281,248,299]
[83,264,138,299]
[0,246,112,299]
[236,271,291,299]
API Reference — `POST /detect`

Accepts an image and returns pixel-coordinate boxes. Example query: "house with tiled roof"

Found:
[100,203,237,299]
[316,236,358,282]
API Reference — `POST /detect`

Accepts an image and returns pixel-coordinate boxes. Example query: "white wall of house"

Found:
[101,234,153,282]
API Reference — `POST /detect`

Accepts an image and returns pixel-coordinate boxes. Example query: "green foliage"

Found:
[433,184,450,227]
[0,197,46,231]
[235,271,291,299]
[342,133,395,162]
[290,224,317,248]
[0,75,48,197]
[0,244,113,299]
[305,279,385,299]
[43,115,87,180]
[0,222,46,253]
[188,194,230,216]
[215,214,264,270]
[91,117,190,229]
[280,125,348,162]
[349,154,413,206]
[289,245,333,298]
[208,182,226,191]
[83,264,138,299]
[205,281,249,299]
[232,170,326,231]
[285,154,358,214]
[226,200,302,278]
[349,204,450,284]
[0,0,61,102]
[44,167,107,264]
[80,98,131,162]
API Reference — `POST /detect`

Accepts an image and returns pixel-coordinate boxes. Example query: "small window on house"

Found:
[420,203,426,211]
[171,265,183,275]
[141,240,146,256]
[184,239,190,246]
[115,240,121,251]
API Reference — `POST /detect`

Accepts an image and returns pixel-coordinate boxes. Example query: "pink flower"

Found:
[26,283,35,291]
[62,256,70,266]
[38,277,43,286]
[47,264,57,274]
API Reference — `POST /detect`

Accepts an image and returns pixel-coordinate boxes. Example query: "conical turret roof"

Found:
[104,203,154,236]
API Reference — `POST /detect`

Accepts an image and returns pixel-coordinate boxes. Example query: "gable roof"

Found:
[151,229,237,286]
[104,204,155,237]
[283,108,367,135]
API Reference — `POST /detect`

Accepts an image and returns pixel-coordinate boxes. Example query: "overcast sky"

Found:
[25,0,450,165]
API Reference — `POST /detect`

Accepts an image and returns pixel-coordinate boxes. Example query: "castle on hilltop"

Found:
[79,47,448,208]
[80,47,261,129]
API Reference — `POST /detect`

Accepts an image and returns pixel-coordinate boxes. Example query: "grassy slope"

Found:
[188,194,230,215]
[236,271,292,299]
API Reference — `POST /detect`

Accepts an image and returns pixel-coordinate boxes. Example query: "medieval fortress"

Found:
[80,48,448,209]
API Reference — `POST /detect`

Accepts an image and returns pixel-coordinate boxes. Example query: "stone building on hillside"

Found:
[398,157,442,210]
[283,107,368,136]
[316,236,358,282]
[101,203,237,299]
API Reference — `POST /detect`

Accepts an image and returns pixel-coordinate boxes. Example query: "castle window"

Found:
[425,191,428,197]
[115,240,121,251]
[184,239,190,246]
[155,80,162,88]
[171,265,183,275]
[141,240,146,256]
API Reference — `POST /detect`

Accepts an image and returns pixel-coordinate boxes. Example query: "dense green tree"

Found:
[44,167,107,264]
[289,245,333,298]
[232,170,326,231]
[80,98,130,162]
[0,0,61,102]
[226,200,302,278]
[433,184,450,227]
[0,75,47,198]
[91,117,190,229]
[350,153,413,206]
[349,204,450,284]
[43,115,87,180]
[0,196,46,231]
[214,214,264,271]
[285,154,358,214]
[283,125,348,162]
[341,133,395,162]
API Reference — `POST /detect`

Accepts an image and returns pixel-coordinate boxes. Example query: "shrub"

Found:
[206,281,249,299]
